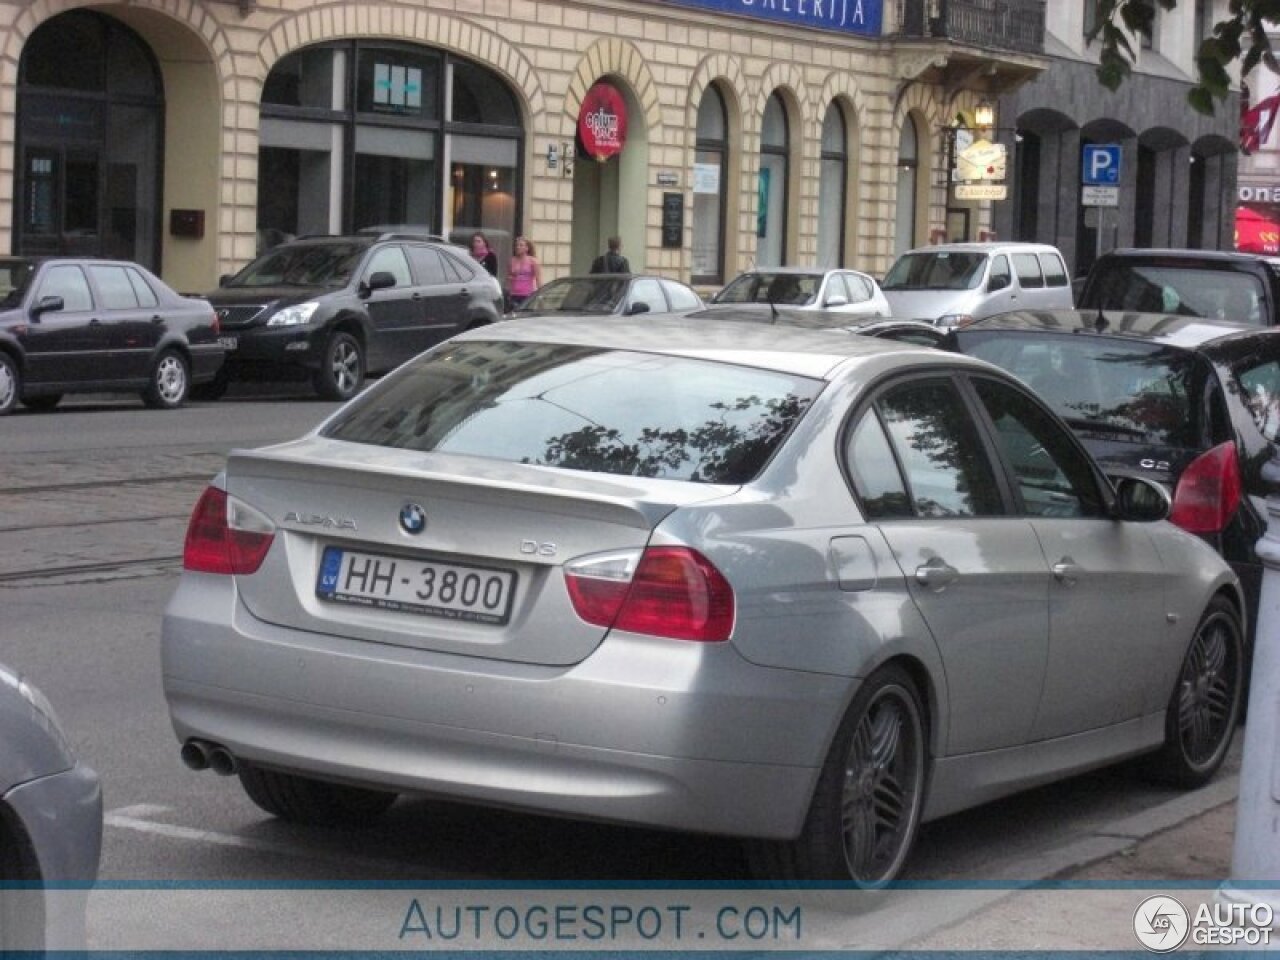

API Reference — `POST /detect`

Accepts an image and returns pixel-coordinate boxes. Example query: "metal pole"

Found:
[1222,451,1280,923]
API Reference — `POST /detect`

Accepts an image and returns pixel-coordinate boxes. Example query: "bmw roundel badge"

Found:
[399,502,427,535]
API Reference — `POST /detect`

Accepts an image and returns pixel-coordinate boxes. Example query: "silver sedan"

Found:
[162,316,1244,884]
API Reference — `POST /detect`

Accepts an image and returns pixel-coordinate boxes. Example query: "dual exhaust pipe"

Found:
[180,738,239,776]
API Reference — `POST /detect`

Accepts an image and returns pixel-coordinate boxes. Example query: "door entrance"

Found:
[21,146,103,259]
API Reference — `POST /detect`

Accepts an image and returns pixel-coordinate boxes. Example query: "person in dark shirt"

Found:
[470,232,498,276]
[590,236,630,274]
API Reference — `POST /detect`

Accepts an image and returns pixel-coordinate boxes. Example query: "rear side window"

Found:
[442,251,477,282]
[662,280,701,311]
[957,331,1205,448]
[1232,342,1280,442]
[406,246,449,286]
[127,268,159,307]
[1012,253,1044,289]
[1040,254,1068,288]
[323,342,823,484]
[89,265,139,309]
[1086,262,1266,323]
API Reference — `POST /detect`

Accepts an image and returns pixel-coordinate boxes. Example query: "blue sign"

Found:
[1082,144,1122,185]
[655,0,882,36]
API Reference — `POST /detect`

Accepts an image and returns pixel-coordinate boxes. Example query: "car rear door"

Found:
[359,244,420,369]
[405,244,470,349]
[966,374,1166,735]
[86,263,156,380]
[845,374,1049,754]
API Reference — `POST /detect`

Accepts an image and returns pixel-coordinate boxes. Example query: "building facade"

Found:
[994,0,1238,276]
[1,0,1056,294]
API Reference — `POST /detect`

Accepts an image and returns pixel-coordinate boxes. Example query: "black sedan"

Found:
[948,309,1280,659]
[510,274,704,318]
[0,257,223,414]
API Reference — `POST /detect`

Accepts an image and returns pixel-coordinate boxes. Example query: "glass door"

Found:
[20,145,102,258]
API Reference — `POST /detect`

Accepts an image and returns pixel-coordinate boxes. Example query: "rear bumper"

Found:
[189,343,226,384]
[161,574,850,840]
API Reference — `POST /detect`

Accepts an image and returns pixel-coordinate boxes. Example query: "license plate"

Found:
[218,335,238,350]
[316,546,515,625]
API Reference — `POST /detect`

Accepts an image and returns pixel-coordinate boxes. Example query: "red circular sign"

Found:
[578,83,628,161]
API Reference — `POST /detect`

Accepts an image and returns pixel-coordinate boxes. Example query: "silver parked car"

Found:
[162,316,1243,884]
[710,267,891,318]
[1,663,102,950]
[881,242,1073,328]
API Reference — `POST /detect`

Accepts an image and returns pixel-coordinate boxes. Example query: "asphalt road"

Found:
[0,391,1244,948]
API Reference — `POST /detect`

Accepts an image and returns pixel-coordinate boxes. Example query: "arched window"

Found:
[895,116,920,256]
[758,93,789,267]
[817,102,848,269]
[693,85,728,285]
[258,43,522,265]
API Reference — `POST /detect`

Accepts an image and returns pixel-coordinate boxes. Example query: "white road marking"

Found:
[104,804,434,876]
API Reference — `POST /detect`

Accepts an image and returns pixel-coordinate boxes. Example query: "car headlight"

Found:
[937,313,975,328]
[266,302,320,326]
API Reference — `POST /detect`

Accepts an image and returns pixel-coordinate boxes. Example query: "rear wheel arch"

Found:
[0,800,45,950]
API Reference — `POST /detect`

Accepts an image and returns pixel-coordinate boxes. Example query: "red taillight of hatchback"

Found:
[564,546,735,642]
[1169,441,1243,535]
[183,486,276,574]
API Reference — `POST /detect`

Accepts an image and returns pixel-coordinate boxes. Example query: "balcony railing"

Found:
[897,0,1045,55]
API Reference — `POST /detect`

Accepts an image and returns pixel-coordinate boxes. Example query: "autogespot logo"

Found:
[399,503,427,535]
[1134,895,1190,952]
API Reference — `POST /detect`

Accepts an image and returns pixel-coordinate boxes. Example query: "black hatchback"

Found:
[949,309,1280,653]
[205,233,504,400]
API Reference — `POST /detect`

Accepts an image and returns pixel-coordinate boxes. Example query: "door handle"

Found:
[1052,558,1081,584]
[88,318,101,325]
[914,558,958,590]
[151,314,164,324]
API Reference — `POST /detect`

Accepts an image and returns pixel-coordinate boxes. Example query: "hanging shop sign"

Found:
[655,0,881,36]
[578,83,628,162]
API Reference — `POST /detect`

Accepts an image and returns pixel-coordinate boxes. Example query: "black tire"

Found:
[311,331,364,400]
[22,393,62,412]
[0,353,18,416]
[190,367,230,402]
[747,664,927,885]
[1145,596,1243,788]
[142,349,190,409]
[238,765,397,826]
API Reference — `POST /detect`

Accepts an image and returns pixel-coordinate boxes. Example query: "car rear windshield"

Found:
[322,341,823,483]
[226,242,368,288]
[518,278,628,314]
[882,251,986,291]
[714,273,820,306]
[956,331,1204,447]
[1085,262,1267,324]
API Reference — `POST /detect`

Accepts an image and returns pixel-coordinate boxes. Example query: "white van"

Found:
[881,242,1073,327]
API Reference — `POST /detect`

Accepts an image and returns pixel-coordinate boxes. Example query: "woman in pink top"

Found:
[506,236,542,309]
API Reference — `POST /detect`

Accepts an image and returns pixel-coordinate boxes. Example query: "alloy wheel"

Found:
[0,360,14,411]
[1176,611,1238,767]
[331,340,359,395]
[839,684,923,883]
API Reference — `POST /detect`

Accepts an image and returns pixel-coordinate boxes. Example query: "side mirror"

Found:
[218,274,232,288]
[626,301,651,316]
[32,295,64,317]
[824,295,849,308]
[988,273,1011,292]
[362,271,397,295]
[1112,475,1171,523]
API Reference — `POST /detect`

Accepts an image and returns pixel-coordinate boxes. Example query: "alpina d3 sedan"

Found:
[162,316,1243,884]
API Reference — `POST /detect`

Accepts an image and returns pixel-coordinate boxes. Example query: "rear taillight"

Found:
[1169,441,1242,535]
[183,486,276,574]
[564,546,735,643]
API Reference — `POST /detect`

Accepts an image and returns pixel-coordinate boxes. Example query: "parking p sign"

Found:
[1082,144,1122,185]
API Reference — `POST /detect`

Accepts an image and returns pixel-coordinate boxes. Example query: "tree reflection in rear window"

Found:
[322,341,823,483]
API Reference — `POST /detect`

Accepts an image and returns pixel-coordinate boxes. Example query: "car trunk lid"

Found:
[223,437,735,665]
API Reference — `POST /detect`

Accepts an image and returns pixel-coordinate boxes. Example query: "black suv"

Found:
[1078,249,1280,327]
[204,234,503,400]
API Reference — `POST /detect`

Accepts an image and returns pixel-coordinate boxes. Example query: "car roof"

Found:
[1097,247,1275,265]
[455,314,972,380]
[901,242,1060,255]
[961,309,1261,350]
